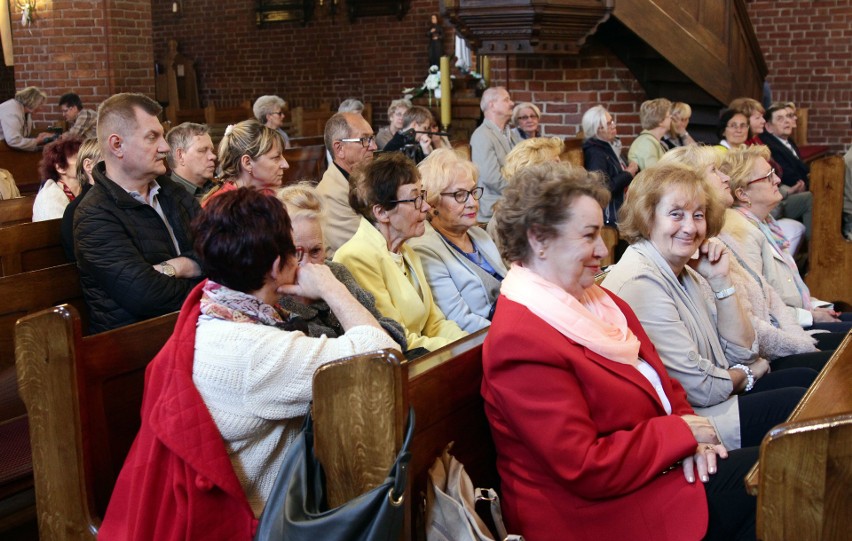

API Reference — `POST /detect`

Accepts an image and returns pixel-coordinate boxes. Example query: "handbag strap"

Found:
[389,407,416,503]
[475,488,524,541]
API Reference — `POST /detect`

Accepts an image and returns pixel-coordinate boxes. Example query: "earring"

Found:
[432,209,439,216]
[539,249,545,258]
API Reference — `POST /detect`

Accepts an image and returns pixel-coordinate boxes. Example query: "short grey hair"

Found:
[338,98,364,114]
[253,95,286,124]
[581,105,609,140]
[166,122,210,168]
[480,86,507,112]
[387,98,412,117]
[324,112,354,153]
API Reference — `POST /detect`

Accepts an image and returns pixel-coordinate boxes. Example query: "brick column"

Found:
[10,0,154,126]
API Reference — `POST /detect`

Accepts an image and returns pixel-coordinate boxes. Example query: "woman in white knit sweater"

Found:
[101,187,400,539]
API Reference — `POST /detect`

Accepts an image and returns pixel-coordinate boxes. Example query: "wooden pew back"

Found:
[312,329,493,540]
[15,305,177,540]
[290,104,332,138]
[0,195,35,226]
[0,219,66,277]
[281,145,328,185]
[804,155,852,304]
[0,142,42,195]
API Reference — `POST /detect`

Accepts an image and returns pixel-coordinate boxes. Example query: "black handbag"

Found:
[254,407,415,541]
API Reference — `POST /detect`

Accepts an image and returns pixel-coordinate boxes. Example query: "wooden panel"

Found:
[614,0,766,104]
[0,195,35,226]
[0,143,41,195]
[756,414,852,540]
[803,156,852,305]
[281,145,328,185]
[0,219,66,277]
[312,350,405,508]
[290,104,332,139]
[16,306,177,540]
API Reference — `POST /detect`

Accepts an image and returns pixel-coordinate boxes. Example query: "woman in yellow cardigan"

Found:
[334,153,468,353]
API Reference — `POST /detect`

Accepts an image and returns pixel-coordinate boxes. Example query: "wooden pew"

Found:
[289,135,325,148]
[290,104,332,138]
[0,265,85,533]
[313,329,493,540]
[15,305,177,541]
[281,145,328,185]
[803,155,852,305]
[0,219,66,277]
[0,195,36,226]
[745,330,852,540]
[0,142,42,195]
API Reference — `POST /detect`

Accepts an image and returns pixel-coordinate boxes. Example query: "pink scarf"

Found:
[501,264,641,367]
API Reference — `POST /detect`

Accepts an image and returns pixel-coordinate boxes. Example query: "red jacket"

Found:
[99,282,258,540]
[481,292,707,541]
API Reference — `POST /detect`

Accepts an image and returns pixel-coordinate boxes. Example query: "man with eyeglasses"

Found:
[758,102,813,241]
[59,92,97,140]
[317,111,379,257]
[471,86,521,223]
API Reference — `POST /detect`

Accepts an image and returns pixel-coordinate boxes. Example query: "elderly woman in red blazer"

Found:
[483,162,758,541]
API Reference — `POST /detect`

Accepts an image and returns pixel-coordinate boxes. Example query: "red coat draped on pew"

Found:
[99,283,258,541]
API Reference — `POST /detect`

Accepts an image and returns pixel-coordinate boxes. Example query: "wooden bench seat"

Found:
[16,305,177,540]
[0,219,66,277]
[0,195,36,226]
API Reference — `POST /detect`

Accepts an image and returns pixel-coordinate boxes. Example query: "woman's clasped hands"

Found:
[679,414,728,484]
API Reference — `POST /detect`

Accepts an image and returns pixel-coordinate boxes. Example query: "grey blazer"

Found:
[470,119,521,222]
[408,223,506,333]
[602,240,759,449]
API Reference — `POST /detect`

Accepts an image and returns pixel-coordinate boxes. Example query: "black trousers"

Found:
[703,446,759,541]
[814,331,847,351]
[771,349,832,372]
[738,367,816,448]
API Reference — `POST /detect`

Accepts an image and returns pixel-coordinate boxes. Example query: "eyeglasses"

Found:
[516,115,537,122]
[338,136,376,148]
[747,168,775,185]
[441,187,483,203]
[269,111,285,117]
[295,245,324,262]
[727,123,748,130]
[389,191,427,210]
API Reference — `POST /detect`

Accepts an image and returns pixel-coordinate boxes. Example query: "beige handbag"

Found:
[426,445,523,541]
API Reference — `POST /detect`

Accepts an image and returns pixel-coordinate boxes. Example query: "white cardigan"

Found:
[32,179,71,221]
[192,317,397,516]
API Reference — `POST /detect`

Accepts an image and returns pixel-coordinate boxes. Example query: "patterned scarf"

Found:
[59,181,76,202]
[200,279,306,331]
[734,206,811,307]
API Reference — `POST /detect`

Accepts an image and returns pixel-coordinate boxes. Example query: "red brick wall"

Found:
[9,0,154,127]
[747,0,852,152]
[150,0,645,140]
[151,0,455,127]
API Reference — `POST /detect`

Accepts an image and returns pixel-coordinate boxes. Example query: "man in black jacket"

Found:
[74,93,202,333]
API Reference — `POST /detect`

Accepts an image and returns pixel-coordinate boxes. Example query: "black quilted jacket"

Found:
[73,163,202,333]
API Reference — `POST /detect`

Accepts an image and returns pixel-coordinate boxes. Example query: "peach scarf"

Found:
[501,264,641,367]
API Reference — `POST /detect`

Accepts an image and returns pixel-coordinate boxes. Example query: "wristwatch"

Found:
[713,285,736,300]
[730,364,755,392]
[159,262,176,277]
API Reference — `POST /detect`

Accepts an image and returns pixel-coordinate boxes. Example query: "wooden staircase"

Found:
[442,0,767,143]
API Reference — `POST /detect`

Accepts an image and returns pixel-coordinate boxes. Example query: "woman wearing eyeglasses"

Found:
[511,102,542,140]
[334,153,468,352]
[275,182,407,348]
[714,109,750,154]
[722,145,852,334]
[408,149,507,332]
